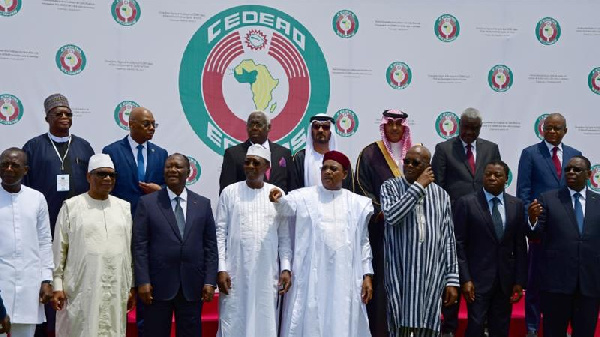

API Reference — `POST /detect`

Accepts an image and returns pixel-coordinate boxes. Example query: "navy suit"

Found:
[529,188,600,337]
[133,188,218,336]
[102,136,168,213]
[455,190,528,337]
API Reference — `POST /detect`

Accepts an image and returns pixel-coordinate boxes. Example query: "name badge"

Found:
[57,174,69,192]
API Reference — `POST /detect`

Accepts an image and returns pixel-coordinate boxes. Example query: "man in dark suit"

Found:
[528,155,600,337]
[133,153,218,337]
[516,113,581,337]
[454,160,528,337]
[219,110,292,193]
[432,107,502,336]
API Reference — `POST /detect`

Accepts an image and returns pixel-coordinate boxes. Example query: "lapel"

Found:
[145,141,158,181]
[158,188,183,241]
[476,190,499,242]
[182,191,198,243]
[120,136,138,173]
[583,190,598,234]
[502,194,516,239]
[558,187,580,235]
[452,137,473,177]
[538,141,560,183]
[474,139,484,175]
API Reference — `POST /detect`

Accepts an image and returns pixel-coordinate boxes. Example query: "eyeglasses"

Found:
[244,158,265,166]
[403,158,422,167]
[543,126,564,132]
[48,111,73,118]
[92,171,117,179]
[140,121,158,129]
[564,166,585,173]
[312,123,331,131]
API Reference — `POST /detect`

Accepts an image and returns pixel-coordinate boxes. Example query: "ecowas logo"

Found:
[434,14,459,42]
[56,44,86,75]
[333,108,358,137]
[435,111,459,139]
[386,62,412,90]
[114,100,140,130]
[0,94,23,125]
[536,17,561,45]
[0,0,21,17]
[505,170,514,189]
[488,65,513,92]
[111,0,141,26]
[179,5,330,155]
[186,156,202,186]
[588,67,600,95]
[534,113,549,140]
[333,10,358,38]
[589,165,600,192]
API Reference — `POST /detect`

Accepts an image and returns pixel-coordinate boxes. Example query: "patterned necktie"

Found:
[174,196,185,236]
[574,192,583,234]
[552,146,562,180]
[466,144,475,174]
[136,144,145,181]
[491,197,504,240]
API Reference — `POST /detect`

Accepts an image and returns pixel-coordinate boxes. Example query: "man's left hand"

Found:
[127,288,136,311]
[201,285,216,302]
[361,275,373,304]
[278,270,292,295]
[443,286,458,307]
[139,182,161,194]
[510,285,523,303]
[39,283,53,304]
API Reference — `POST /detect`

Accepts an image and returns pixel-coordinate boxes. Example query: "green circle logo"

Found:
[386,62,412,90]
[534,113,549,140]
[435,111,459,139]
[333,10,359,38]
[333,108,358,137]
[505,169,513,189]
[0,94,24,125]
[488,65,513,92]
[114,100,140,130]
[589,164,600,193]
[536,17,561,45]
[0,0,21,16]
[588,67,600,95]
[179,5,330,156]
[186,156,202,186]
[111,0,141,26]
[435,14,459,42]
[56,44,87,75]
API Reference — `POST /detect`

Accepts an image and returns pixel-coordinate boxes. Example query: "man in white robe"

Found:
[271,150,374,337]
[216,144,292,337]
[0,148,53,337]
[52,154,135,337]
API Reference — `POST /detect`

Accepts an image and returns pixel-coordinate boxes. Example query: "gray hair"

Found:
[545,112,567,128]
[248,110,270,126]
[461,107,482,122]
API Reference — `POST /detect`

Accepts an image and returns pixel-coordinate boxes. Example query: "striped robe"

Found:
[381,178,459,334]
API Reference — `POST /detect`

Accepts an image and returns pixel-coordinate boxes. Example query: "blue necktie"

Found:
[574,192,584,233]
[174,196,185,236]
[491,197,504,240]
[136,144,145,181]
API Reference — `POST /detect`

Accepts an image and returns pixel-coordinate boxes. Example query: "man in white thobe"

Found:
[271,150,374,337]
[0,147,53,337]
[216,144,292,337]
[52,154,135,337]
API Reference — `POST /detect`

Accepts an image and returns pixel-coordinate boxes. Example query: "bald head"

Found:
[129,107,157,143]
[543,112,567,146]
[407,144,431,163]
[403,145,431,184]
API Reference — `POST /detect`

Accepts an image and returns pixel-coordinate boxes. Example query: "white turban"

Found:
[87,154,115,172]
[246,144,270,162]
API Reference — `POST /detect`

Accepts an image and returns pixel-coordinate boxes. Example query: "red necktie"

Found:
[466,144,475,174]
[552,147,561,179]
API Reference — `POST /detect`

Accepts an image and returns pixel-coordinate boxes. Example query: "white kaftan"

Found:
[216,182,291,337]
[53,193,132,337]
[276,186,374,337]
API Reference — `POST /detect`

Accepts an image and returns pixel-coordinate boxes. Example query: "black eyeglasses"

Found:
[403,158,422,167]
[140,121,158,128]
[92,171,117,179]
[312,123,331,131]
[244,158,265,166]
[564,166,584,173]
[49,111,73,118]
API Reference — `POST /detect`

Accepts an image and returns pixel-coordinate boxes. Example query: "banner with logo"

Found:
[2,1,599,204]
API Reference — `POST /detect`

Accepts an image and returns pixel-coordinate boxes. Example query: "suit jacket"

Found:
[133,188,218,301]
[454,190,528,295]
[432,137,501,205]
[219,140,292,194]
[529,187,600,297]
[103,136,168,213]
[516,141,581,208]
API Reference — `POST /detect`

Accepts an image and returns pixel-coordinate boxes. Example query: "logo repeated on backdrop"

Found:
[434,14,460,42]
[386,62,412,90]
[434,111,459,139]
[0,0,21,17]
[0,94,23,125]
[535,17,561,45]
[588,67,600,95]
[534,113,549,140]
[488,65,513,92]
[179,5,330,156]
[505,170,513,189]
[332,10,359,38]
[111,0,141,26]
[589,164,600,192]
[56,44,87,75]
[113,100,140,130]
[333,108,358,137]
[186,156,202,186]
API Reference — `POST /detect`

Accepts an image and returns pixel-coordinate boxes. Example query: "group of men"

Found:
[0,92,598,337]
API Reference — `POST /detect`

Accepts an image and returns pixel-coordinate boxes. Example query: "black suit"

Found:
[529,187,600,337]
[219,140,292,193]
[455,190,528,337]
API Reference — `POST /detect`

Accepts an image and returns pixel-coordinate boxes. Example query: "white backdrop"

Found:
[1,0,600,206]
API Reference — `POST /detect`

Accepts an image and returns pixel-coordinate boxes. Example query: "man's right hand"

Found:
[269,188,282,203]
[528,199,543,224]
[416,166,435,188]
[52,291,67,310]
[217,271,232,295]
[138,284,153,305]
[461,281,475,304]
[0,315,10,334]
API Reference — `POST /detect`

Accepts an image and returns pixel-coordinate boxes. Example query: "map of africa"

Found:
[234,59,279,113]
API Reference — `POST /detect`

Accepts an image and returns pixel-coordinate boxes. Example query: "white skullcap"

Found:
[88,154,115,172]
[246,144,270,162]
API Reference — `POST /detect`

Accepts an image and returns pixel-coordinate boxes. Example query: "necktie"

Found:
[466,144,475,174]
[174,196,185,236]
[136,144,145,181]
[574,192,583,234]
[552,147,562,180]
[491,197,504,240]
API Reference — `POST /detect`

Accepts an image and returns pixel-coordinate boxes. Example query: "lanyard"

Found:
[48,134,72,171]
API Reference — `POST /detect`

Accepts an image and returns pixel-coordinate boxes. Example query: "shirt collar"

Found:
[167,187,187,202]
[568,186,587,199]
[460,138,477,150]
[252,139,270,151]
[47,132,71,143]
[128,135,148,150]
[544,140,562,153]
[483,188,504,204]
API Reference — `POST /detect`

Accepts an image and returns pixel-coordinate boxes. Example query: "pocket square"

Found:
[279,157,287,167]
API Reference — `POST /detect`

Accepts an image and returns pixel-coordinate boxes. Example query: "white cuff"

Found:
[53,277,63,292]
